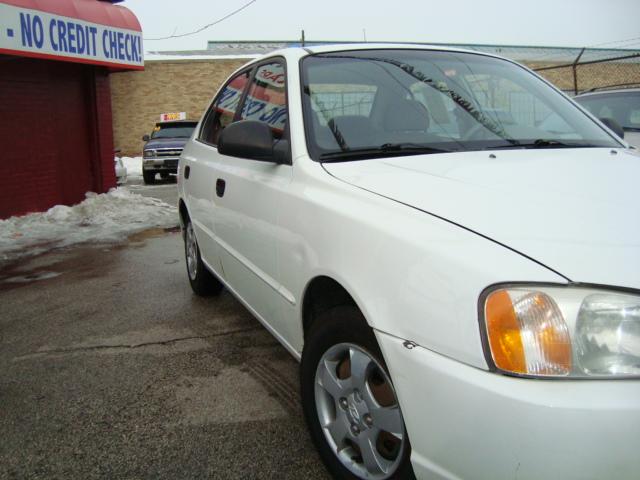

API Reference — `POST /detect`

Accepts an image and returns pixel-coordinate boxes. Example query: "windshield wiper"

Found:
[485,139,602,150]
[379,143,453,153]
[320,143,452,162]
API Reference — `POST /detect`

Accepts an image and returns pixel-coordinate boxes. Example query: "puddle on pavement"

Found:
[0,227,180,291]
[127,226,180,246]
[0,226,178,290]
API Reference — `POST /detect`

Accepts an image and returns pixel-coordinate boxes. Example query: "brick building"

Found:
[111,56,248,155]
[0,0,143,219]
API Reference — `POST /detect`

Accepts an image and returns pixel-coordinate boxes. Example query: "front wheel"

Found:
[301,306,415,480]
[143,170,156,184]
[184,219,223,296]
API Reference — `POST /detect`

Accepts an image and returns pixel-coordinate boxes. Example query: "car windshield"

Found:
[151,124,196,139]
[301,49,621,161]
[575,91,640,131]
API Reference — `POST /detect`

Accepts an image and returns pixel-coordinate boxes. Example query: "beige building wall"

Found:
[111,59,249,155]
[110,58,640,155]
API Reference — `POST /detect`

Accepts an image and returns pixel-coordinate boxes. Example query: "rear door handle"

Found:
[216,178,226,197]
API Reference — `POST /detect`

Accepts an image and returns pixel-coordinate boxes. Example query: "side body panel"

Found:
[376,330,640,480]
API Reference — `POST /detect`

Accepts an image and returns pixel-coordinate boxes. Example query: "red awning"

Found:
[0,0,143,70]
[1,0,141,32]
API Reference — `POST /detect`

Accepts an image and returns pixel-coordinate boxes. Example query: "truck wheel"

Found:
[143,170,156,184]
[184,219,223,296]
[301,306,415,480]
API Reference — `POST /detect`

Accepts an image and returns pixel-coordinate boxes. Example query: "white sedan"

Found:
[114,155,127,185]
[177,44,639,480]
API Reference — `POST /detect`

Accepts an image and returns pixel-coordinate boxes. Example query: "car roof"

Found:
[303,43,487,55]
[260,43,511,64]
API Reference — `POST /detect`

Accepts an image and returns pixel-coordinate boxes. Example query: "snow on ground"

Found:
[120,156,142,177]
[0,188,178,262]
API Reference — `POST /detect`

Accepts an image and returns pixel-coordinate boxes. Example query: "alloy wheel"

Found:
[314,343,406,479]
[185,222,198,280]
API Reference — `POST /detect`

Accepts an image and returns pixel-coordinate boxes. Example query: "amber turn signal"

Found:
[485,289,572,376]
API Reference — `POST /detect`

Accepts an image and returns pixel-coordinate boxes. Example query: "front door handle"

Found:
[216,178,226,197]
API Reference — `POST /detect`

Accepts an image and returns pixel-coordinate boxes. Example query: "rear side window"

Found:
[199,71,250,145]
[239,62,288,139]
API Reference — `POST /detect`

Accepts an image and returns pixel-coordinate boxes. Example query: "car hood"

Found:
[144,138,189,150]
[323,148,640,289]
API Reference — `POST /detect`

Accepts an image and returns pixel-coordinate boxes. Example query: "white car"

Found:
[177,44,639,480]
[114,156,127,185]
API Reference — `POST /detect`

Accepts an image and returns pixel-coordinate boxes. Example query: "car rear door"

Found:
[181,69,252,278]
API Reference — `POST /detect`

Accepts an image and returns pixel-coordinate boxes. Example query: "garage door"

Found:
[0,57,95,218]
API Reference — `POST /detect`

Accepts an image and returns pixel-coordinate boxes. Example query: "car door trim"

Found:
[195,216,297,306]
[199,253,301,361]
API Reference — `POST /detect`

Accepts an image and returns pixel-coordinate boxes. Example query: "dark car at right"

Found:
[142,120,198,184]
[575,87,640,149]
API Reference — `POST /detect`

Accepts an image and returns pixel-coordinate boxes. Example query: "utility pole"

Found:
[301,29,305,47]
[363,28,367,42]
[572,47,585,95]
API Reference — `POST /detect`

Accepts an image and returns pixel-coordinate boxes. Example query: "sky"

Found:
[126,0,640,53]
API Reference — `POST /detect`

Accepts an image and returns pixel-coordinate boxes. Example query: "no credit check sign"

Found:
[0,2,144,69]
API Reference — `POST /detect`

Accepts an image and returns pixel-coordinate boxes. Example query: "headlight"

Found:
[143,149,156,158]
[481,285,640,378]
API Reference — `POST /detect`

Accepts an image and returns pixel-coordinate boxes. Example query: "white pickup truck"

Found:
[177,44,639,480]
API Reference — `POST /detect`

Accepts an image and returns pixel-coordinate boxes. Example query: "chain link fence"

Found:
[430,43,640,96]
[529,49,640,95]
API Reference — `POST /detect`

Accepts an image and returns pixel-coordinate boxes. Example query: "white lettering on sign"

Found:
[0,3,144,69]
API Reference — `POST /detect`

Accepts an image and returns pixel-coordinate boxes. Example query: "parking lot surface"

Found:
[126,175,179,206]
[0,190,328,478]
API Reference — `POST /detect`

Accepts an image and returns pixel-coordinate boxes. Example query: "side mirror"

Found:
[599,117,625,139]
[142,134,150,142]
[218,120,284,163]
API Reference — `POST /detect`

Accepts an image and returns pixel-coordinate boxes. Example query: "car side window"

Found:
[239,61,288,140]
[199,70,251,146]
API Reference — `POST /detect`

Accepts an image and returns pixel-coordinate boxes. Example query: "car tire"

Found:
[301,306,415,480]
[183,219,223,296]
[143,170,156,184]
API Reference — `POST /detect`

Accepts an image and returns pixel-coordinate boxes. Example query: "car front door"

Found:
[206,59,294,338]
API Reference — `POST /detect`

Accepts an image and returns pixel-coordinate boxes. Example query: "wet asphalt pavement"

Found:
[0,179,329,479]
[126,174,179,206]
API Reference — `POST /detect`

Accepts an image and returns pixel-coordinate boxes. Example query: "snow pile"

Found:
[119,156,142,177]
[0,188,178,261]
